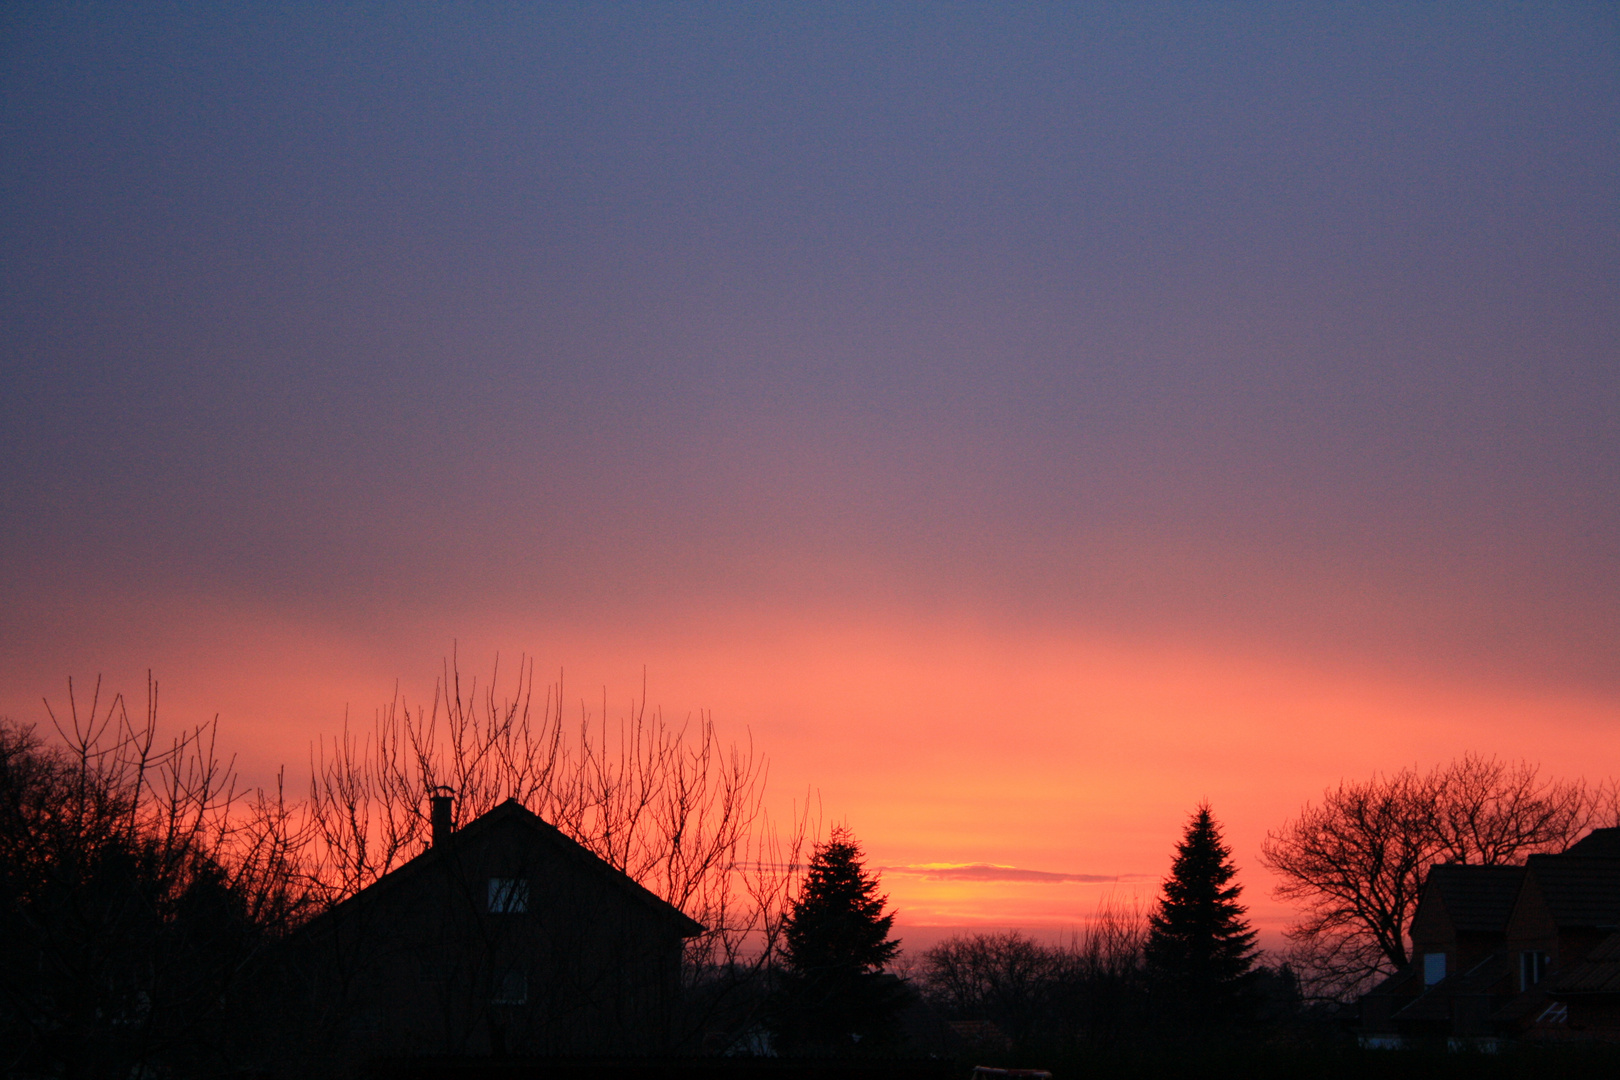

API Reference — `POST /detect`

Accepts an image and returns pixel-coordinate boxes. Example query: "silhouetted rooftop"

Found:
[1565,827,1620,859]
[1523,855,1620,929]
[300,797,704,938]
[1424,864,1526,933]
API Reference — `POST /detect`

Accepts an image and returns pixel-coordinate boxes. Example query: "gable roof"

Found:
[1522,855,1620,930]
[308,798,704,937]
[1566,828,1620,859]
[1417,864,1526,934]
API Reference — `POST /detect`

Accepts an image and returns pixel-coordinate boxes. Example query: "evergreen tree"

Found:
[1145,802,1258,1023]
[771,826,911,1053]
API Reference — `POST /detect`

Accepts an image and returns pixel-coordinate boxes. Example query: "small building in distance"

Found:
[286,795,703,1063]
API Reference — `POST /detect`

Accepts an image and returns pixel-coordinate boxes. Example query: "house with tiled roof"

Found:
[1358,864,1524,1044]
[285,795,703,1065]
[1499,845,1620,1039]
[1359,828,1620,1047]
[1505,852,1620,972]
[1412,864,1527,980]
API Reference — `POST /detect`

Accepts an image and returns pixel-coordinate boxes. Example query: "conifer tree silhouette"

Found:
[772,826,910,1053]
[1145,802,1258,1023]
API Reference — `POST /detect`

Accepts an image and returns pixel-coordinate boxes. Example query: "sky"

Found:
[2,2,1617,950]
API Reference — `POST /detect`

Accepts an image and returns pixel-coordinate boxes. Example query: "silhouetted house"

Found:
[287,796,703,1064]
[1413,863,1527,982]
[1358,864,1523,1044]
[1500,847,1620,1039]
[1359,828,1620,1047]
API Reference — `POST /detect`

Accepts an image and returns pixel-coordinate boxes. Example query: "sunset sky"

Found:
[3,3,1617,950]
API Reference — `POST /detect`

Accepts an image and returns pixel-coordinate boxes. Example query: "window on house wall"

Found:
[493,969,528,1005]
[1423,952,1447,985]
[1520,950,1550,990]
[488,877,529,913]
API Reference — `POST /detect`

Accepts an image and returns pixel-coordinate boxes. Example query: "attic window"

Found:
[494,969,528,1005]
[1422,952,1446,985]
[488,877,529,913]
[1520,950,1550,991]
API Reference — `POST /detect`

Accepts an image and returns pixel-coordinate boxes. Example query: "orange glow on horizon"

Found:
[4,587,1617,955]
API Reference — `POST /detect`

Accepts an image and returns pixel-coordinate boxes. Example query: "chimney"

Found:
[430,785,455,847]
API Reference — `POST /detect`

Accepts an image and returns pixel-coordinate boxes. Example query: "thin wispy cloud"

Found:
[878,863,1152,884]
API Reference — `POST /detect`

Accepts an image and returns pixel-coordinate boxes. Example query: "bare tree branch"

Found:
[1261,754,1608,1000]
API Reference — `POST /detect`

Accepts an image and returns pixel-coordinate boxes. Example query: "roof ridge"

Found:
[296,797,704,937]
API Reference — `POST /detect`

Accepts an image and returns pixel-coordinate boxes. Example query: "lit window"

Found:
[494,969,528,1005]
[488,877,529,913]
[1423,952,1446,985]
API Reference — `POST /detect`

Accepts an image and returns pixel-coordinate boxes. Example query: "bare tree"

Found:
[1068,894,1150,1046]
[1261,754,1611,1000]
[0,677,312,1078]
[916,897,1148,1053]
[920,931,1068,1049]
[302,653,809,1046]
[1428,755,1601,865]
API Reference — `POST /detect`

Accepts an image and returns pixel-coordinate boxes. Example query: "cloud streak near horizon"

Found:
[878,864,1151,885]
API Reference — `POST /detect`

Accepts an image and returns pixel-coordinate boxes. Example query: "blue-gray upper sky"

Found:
[3,2,1617,692]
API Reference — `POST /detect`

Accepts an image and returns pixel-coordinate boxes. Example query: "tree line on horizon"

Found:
[3,662,1617,1075]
